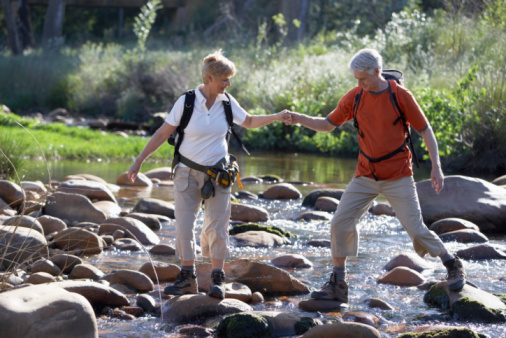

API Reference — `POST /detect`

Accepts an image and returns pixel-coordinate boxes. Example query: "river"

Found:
[22,152,506,337]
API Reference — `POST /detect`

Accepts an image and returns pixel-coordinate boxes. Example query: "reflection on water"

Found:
[21,152,506,337]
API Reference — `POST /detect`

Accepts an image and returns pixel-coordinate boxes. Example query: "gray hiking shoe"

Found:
[208,270,226,299]
[164,269,198,295]
[311,273,348,303]
[444,257,466,291]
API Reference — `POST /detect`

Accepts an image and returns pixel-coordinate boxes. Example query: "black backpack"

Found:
[167,90,250,160]
[352,69,420,180]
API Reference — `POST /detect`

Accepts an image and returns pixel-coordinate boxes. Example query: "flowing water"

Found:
[23,152,506,337]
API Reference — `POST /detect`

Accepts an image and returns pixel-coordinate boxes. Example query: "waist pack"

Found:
[178,154,243,200]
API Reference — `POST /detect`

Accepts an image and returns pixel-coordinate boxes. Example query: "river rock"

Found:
[306,239,331,248]
[216,312,270,337]
[49,254,83,274]
[65,173,108,185]
[492,174,506,185]
[45,192,107,225]
[113,238,143,251]
[102,269,154,293]
[53,228,104,255]
[234,190,259,200]
[398,327,491,338]
[377,266,425,286]
[144,167,173,181]
[93,200,122,218]
[250,291,264,304]
[0,226,48,266]
[223,282,252,302]
[259,311,320,336]
[25,271,57,284]
[262,183,302,200]
[298,299,348,312]
[37,215,67,234]
[231,203,269,222]
[57,179,117,203]
[126,212,162,230]
[3,215,44,234]
[132,198,175,218]
[0,180,24,208]
[139,261,180,282]
[293,211,333,222]
[55,280,130,307]
[29,259,62,276]
[116,172,153,187]
[384,253,433,272]
[429,218,480,235]
[369,201,396,216]
[231,231,290,248]
[457,243,506,260]
[314,196,339,212]
[417,175,506,233]
[241,176,263,184]
[162,294,252,324]
[21,181,47,195]
[271,254,313,269]
[424,282,506,322]
[99,217,160,246]
[439,229,489,243]
[136,294,158,312]
[196,259,309,295]
[0,284,98,338]
[69,263,105,280]
[302,189,345,208]
[150,244,176,256]
[363,298,396,310]
[0,198,13,216]
[303,322,381,338]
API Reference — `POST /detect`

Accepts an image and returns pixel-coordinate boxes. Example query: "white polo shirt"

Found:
[165,85,248,166]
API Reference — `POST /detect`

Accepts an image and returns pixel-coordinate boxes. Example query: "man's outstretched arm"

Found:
[287,112,336,132]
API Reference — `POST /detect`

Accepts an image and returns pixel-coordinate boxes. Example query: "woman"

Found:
[128,50,289,299]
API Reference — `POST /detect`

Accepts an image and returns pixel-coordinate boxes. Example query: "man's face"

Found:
[353,69,378,92]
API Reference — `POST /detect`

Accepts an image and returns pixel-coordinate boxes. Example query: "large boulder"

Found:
[231,203,269,222]
[162,294,252,324]
[98,217,160,246]
[0,226,48,266]
[57,180,117,203]
[0,284,98,338]
[417,176,506,233]
[44,192,107,225]
[132,198,175,219]
[196,259,309,295]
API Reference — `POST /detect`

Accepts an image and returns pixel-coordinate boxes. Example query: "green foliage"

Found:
[133,0,162,53]
[0,132,34,181]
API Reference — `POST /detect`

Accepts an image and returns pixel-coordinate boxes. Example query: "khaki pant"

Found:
[331,176,445,258]
[173,164,231,261]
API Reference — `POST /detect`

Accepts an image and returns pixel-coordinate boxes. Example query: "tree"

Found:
[41,0,66,49]
[1,0,22,55]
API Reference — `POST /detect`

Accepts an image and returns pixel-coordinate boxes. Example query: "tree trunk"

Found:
[18,0,35,48]
[1,0,23,55]
[41,0,66,49]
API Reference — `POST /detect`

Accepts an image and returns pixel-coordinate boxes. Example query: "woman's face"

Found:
[208,74,231,94]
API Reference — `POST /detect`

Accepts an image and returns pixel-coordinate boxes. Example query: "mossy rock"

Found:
[452,297,506,323]
[294,317,319,335]
[423,284,450,310]
[494,293,506,305]
[229,223,295,238]
[216,313,271,338]
[397,328,487,338]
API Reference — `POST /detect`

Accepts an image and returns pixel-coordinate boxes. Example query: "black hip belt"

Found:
[359,142,407,181]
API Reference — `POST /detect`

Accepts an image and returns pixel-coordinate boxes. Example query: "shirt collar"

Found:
[195,85,228,105]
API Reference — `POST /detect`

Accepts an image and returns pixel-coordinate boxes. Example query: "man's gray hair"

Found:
[349,48,383,75]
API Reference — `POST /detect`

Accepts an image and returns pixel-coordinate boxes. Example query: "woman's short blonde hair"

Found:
[202,49,236,83]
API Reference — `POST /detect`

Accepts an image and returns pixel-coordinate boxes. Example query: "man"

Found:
[285,48,466,303]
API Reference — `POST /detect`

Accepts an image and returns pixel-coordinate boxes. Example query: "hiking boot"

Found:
[444,257,466,291]
[311,273,348,303]
[208,270,226,299]
[164,269,198,295]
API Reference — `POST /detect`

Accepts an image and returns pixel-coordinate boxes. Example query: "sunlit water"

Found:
[23,152,506,337]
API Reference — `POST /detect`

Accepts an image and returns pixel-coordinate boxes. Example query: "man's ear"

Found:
[374,68,381,76]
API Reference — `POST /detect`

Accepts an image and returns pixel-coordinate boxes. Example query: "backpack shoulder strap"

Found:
[352,87,364,138]
[179,90,196,130]
[224,93,250,155]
